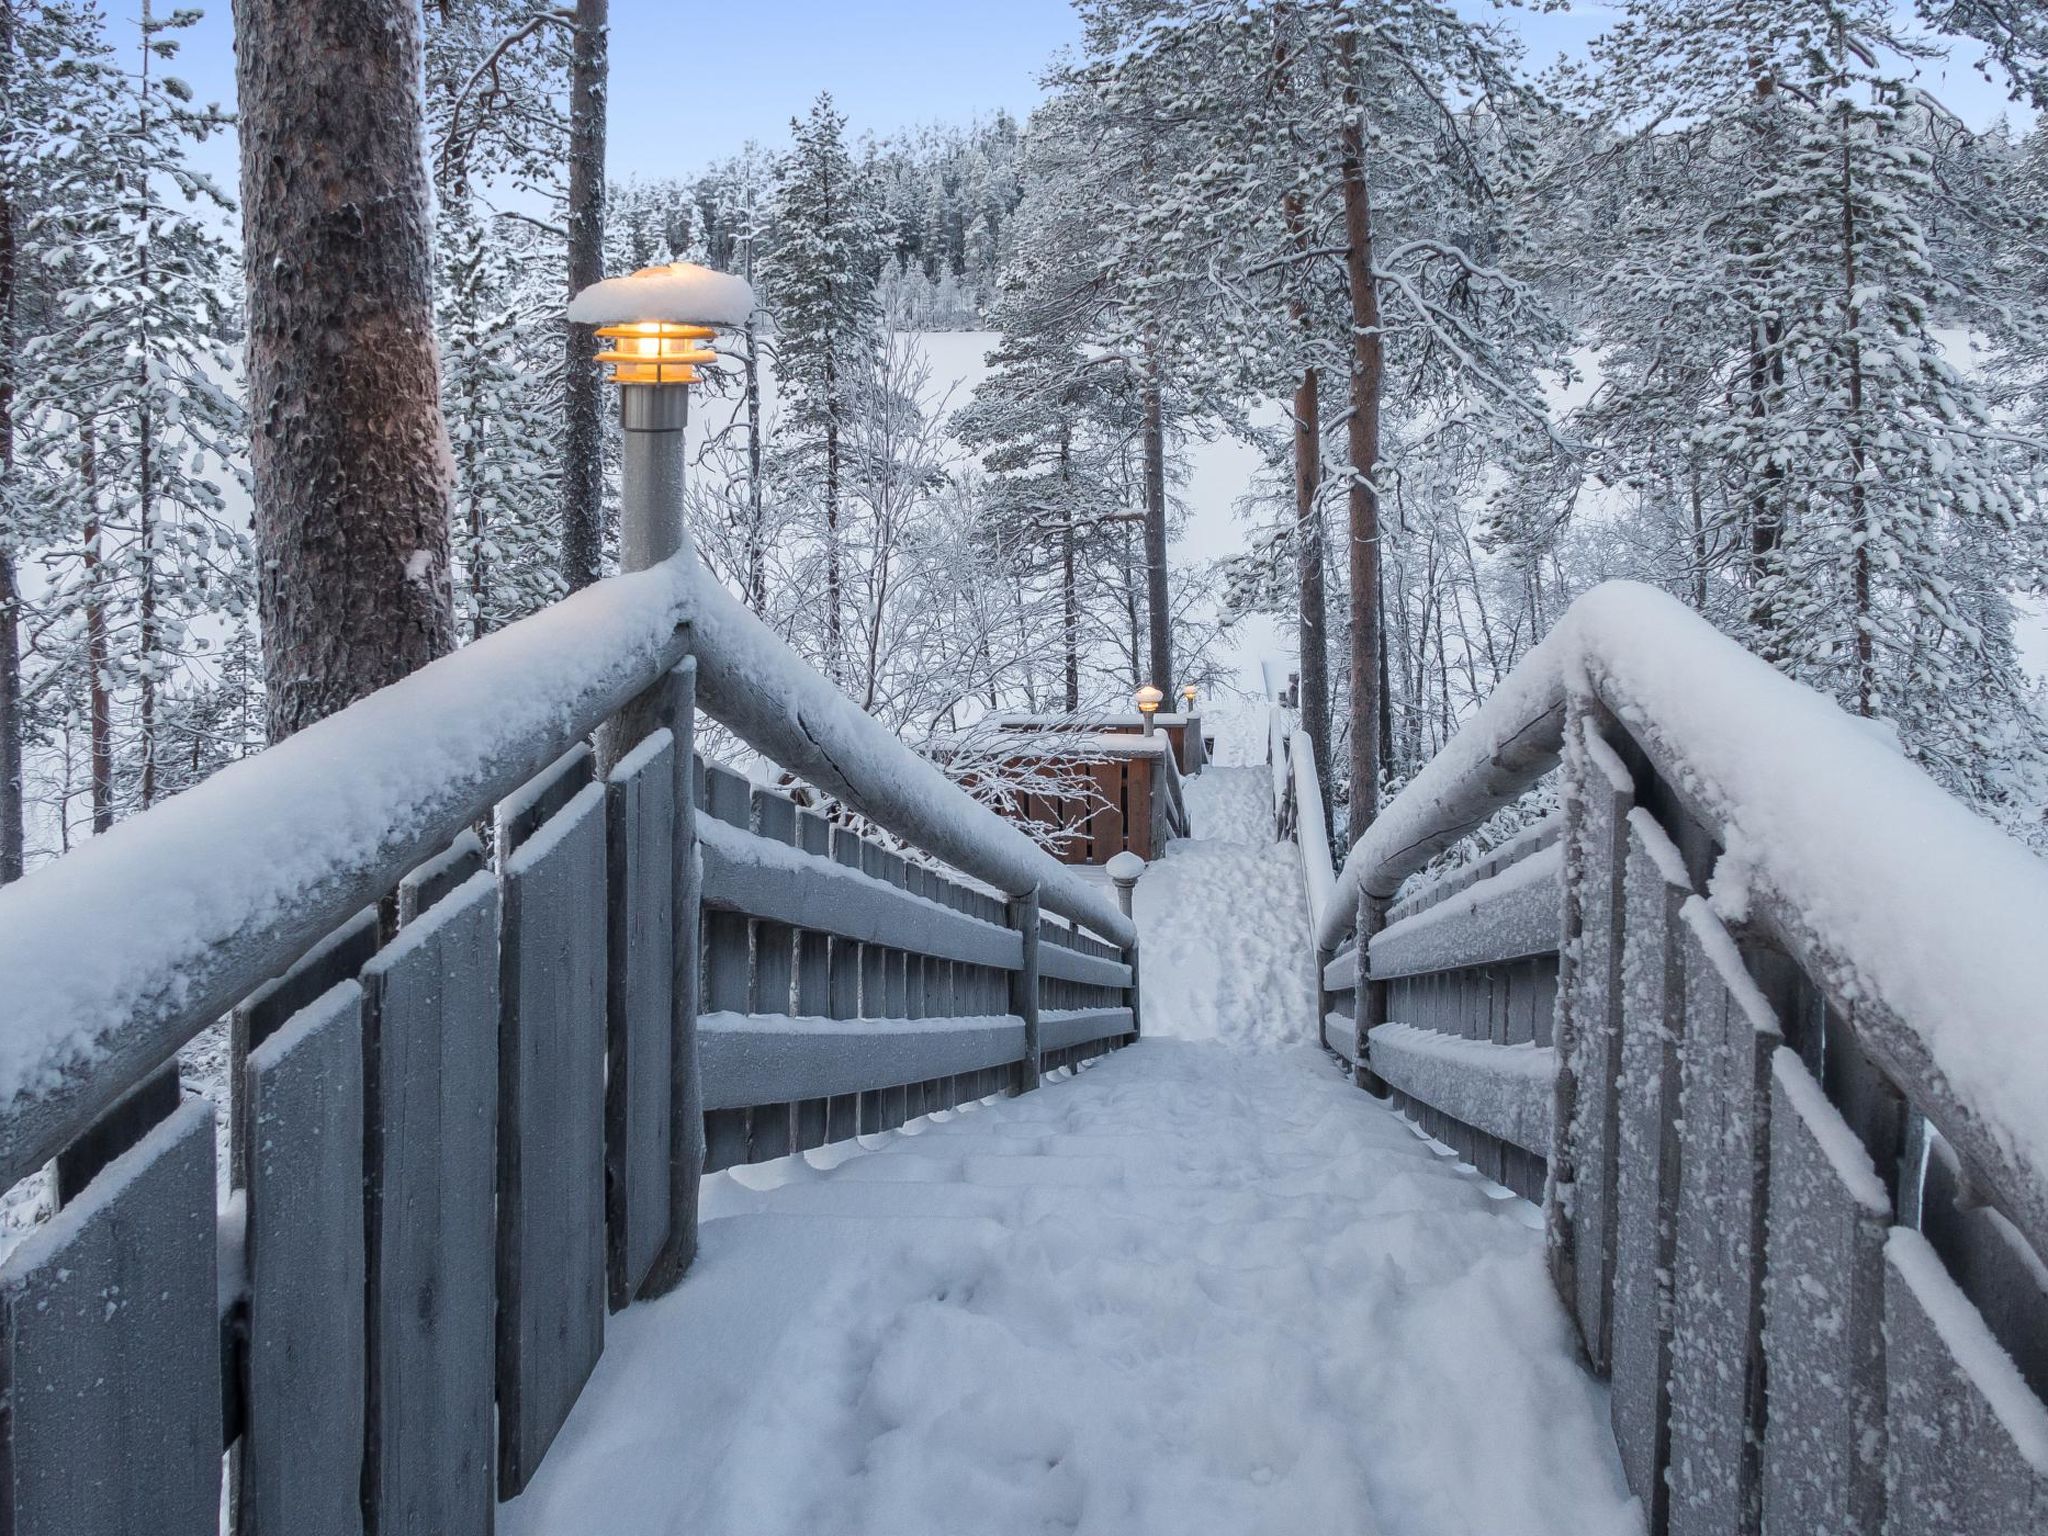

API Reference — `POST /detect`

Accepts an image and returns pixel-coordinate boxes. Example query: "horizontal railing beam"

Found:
[698,820,1023,971]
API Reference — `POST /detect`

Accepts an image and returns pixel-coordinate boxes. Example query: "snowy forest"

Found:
[5,0,2048,882]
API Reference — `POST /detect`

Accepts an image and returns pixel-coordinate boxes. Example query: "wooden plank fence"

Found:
[0,619,1142,1532]
[1295,691,2048,1536]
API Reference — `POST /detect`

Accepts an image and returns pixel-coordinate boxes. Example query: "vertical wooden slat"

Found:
[747,789,799,1164]
[1012,888,1042,1093]
[1761,1050,1889,1535]
[229,905,379,1192]
[1882,1229,2048,1533]
[241,981,365,1536]
[1565,720,1631,1374]
[1610,813,1690,1532]
[640,662,705,1298]
[0,1095,219,1536]
[495,781,608,1495]
[605,728,675,1310]
[700,764,753,1172]
[361,870,498,1536]
[795,811,832,1016]
[827,824,863,1140]
[1665,898,1781,1536]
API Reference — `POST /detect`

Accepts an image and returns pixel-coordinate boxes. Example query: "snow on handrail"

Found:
[0,552,1133,1188]
[1290,728,1335,936]
[1318,579,2048,1266]
[686,570,1134,949]
[0,555,700,1184]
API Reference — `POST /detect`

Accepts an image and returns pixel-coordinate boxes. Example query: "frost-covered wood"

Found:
[605,730,675,1308]
[698,1013,1029,1110]
[1039,1007,1136,1054]
[1366,1023,1554,1154]
[1761,1050,1889,1535]
[0,556,695,1190]
[0,1096,218,1536]
[1560,719,1631,1375]
[699,815,1022,970]
[1036,939,1131,991]
[241,982,364,1536]
[1608,811,1691,1527]
[1884,1229,2048,1534]
[236,0,455,739]
[495,782,608,1495]
[1666,899,1781,1536]
[1368,840,1562,980]
[361,872,498,1536]
[1316,579,2048,1274]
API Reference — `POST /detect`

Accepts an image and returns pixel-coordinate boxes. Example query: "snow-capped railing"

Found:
[1266,709,1334,933]
[1312,580,2048,1530]
[0,549,1138,1534]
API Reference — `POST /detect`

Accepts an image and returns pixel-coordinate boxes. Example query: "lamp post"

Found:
[1135,685,1164,737]
[566,261,754,576]
[1106,850,1145,919]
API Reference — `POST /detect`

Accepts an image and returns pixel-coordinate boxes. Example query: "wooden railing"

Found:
[0,552,1137,1534]
[1293,583,2048,1535]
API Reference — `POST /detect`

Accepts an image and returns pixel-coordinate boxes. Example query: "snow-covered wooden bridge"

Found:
[0,558,2045,1535]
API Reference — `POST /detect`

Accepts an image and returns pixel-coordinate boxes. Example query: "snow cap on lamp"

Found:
[568,262,755,386]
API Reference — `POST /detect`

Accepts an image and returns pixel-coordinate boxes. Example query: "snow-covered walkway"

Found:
[504,767,1639,1536]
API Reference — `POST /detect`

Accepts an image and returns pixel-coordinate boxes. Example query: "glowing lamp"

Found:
[593,320,718,385]
[1134,686,1165,715]
[1180,685,1198,709]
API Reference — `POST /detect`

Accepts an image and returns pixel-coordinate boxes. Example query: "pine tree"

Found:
[763,93,886,681]
[239,0,455,738]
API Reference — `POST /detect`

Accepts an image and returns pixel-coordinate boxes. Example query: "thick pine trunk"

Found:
[743,316,766,612]
[0,133,21,884]
[1291,362,1331,823]
[237,0,455,740]
[1059,428,1078,712]
[1274,7,1331,823]
[1140,349,1171,696]
[560,0,607,591]
[1338,33,1383,845]
[81,426,113,832]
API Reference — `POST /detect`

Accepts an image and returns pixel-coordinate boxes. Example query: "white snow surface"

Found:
[503,765,1638,1536]
[565,261,755,327]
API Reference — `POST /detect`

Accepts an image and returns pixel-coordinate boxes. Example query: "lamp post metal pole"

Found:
[619,383,691,572]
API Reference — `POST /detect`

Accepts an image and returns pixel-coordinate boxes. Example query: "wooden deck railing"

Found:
[1285,583,2048,1535]
[0,552,1137,1535]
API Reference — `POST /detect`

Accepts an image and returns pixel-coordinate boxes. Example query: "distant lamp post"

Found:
[1180,685,1198,711]
[1135,685,1165,736]
[1106,850,1146,918]
[566,261,753,573]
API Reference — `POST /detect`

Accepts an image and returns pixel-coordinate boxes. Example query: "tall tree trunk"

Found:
[560,0,608,591]
[1837,49,1873,717]
[1059,428,1078,712]
[825,407,842,679]
[0,83,22,883]
[1292,361,1330,820]
[237,0,455,740]
[1275,4,1331,823]
[81,425,113,832]
[135,0,158,806]
[1337,29,1383,844]
[743,317,766,612]
[1140,345,1171,695]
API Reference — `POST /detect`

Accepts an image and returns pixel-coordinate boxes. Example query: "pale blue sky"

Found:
[154,1,2035,197]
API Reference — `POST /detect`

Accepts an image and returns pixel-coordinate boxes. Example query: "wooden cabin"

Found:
[964,713,1210,864]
